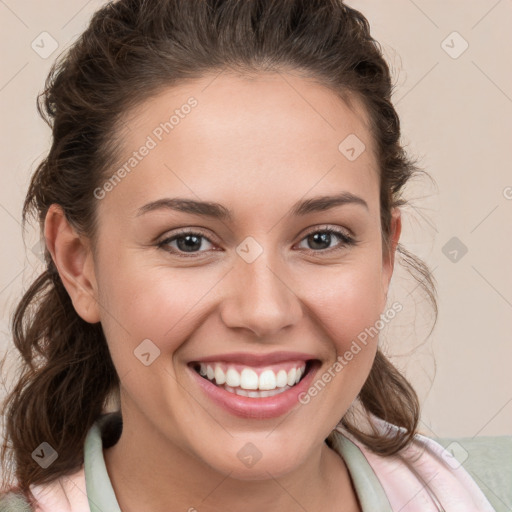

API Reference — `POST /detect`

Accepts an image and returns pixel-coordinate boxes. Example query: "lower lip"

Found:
[189,361,320,419]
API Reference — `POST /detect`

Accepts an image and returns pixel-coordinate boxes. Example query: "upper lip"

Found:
[189,351,318,367]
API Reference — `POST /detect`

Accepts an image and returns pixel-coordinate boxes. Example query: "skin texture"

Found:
[45,71,401,512]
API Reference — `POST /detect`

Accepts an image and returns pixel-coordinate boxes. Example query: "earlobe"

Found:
[381,208,402,300]
[44,204,101,324]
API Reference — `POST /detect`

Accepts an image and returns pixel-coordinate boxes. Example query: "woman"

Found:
[0,0,498,510]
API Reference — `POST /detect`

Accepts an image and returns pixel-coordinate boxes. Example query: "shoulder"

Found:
[333,420,506,512]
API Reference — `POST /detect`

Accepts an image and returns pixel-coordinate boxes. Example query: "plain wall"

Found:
[0,0,511,439]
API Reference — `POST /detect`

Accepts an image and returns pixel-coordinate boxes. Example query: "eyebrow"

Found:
[135,192,369,221]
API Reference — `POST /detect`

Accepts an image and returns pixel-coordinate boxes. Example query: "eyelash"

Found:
[156,226,357,258]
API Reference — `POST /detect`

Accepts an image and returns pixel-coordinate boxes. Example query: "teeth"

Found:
[214,366,226,385]
[276,369,288,388]
[258,370,276,390]
[240,368,259,390]
[225,368,240,387]
[197,362,307,391]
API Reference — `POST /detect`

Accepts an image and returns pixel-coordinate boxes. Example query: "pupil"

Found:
[309,232,330,250]
[177,235,201,252]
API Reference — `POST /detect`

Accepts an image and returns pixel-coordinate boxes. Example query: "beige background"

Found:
[0,1,511,438]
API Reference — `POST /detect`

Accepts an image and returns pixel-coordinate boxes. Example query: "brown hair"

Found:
[1,0,437,502]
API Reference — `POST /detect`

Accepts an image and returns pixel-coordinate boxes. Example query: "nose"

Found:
[219,253,303,339]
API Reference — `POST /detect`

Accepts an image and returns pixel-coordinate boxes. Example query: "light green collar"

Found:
[328,430,393,511]
[84,415,122,512]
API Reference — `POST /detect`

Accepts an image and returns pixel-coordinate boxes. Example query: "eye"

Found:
[296,227,356,254]
[157,230,216,257]
[157,226,357,258]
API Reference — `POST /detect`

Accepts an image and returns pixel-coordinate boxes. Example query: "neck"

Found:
[103,410,360,512]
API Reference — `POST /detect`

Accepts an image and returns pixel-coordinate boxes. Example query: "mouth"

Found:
[189,359,317,398]
[188,357,322,419]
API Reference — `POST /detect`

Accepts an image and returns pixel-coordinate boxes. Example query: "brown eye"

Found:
[158,231,215,256]
[297,228,356,253]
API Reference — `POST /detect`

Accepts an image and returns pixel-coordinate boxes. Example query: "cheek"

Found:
[291,261,385,417]
[297,260,385,394]
[97,263,223,365]
[302,261,386,343]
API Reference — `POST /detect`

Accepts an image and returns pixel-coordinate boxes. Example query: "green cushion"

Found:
[0,492,33,512]
[435,436,512,512]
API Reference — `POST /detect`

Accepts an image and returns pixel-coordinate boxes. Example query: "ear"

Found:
[381,207,402,300]
[44,204,101,324]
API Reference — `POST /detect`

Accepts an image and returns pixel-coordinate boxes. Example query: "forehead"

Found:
[99,71,379,219]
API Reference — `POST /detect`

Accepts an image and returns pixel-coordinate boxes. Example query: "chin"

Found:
[203,444,307,481]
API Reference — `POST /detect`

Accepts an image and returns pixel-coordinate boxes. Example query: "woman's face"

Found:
[87,71,400,478]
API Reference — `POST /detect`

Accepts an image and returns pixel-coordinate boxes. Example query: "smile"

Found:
[192,360,309,397]
[189,359,320,419]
